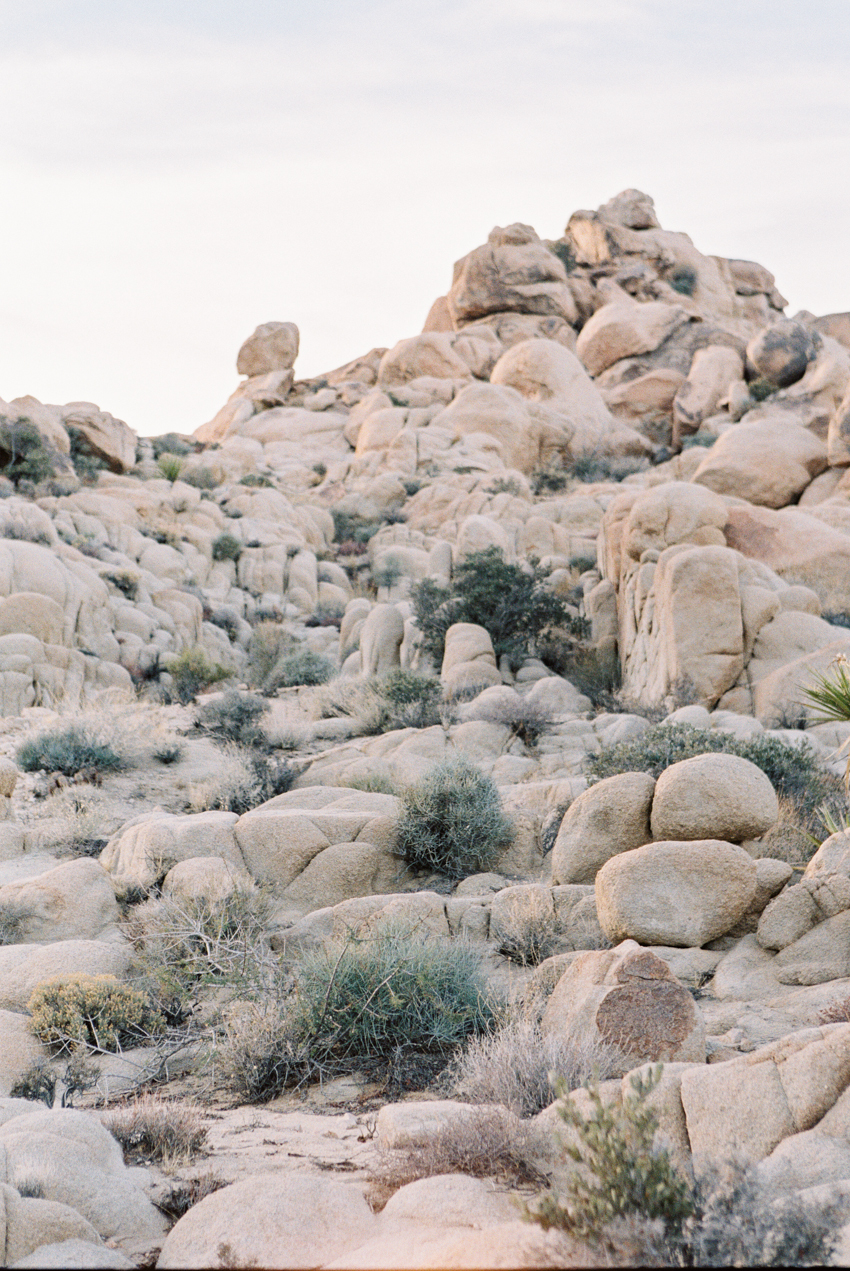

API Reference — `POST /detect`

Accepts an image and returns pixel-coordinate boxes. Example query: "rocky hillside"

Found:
[1,189,850,1267]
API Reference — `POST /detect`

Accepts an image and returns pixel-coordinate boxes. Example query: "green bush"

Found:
[239,472,274,488]
[587,722,839,827]
[28,974,163,1053]
[151,433,192,458]
[195,689,269,746]
[0,418,57,487]
[331,508,381,546]
[16,727,125,777]
[182,466,218,491]
[410,546,578,669]
[395,756,514,880]
[211,532,242,562]
[67,426,108,484]
[293,921,496,1064]
[669,264,698,296]
[748,378,777,402]
[526,1066,693,1248]
[167,647,231,704]
[267,647,335,690]
[380,670,442,728]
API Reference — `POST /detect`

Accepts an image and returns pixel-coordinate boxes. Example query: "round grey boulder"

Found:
[650,752,778,843]
[745,319,819,388]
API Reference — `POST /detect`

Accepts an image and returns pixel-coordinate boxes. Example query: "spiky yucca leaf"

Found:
[802,657,850,791]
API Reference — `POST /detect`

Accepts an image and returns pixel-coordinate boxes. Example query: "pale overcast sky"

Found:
[1,0,848,436]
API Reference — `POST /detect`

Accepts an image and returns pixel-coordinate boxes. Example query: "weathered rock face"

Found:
[541,942,706,1065]
[649,753,778,843]
[551,771,655,884]
[595,839,758,947]
[447,225,578,327]
[441,622,501,697]
[576,299,690,378]
[0,858,119,943]
[690,415,827,508]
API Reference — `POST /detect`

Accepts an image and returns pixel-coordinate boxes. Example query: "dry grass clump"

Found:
[25,785,118,855]
[157,1170,227,1221]
[471,697,555,748]
[186,744,293,814]
[0,899,29,945]
[491,890,565,967]
[449,1018,625,1118]
[369,1105,548,1209]
[102,1094,207,1166]
[218,999,311,1103]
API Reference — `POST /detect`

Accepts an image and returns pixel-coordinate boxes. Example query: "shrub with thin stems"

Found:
[246,621,291,689]
[102,1095,207,1165]
[28,974,164,1053]
[195,689,270,747]
[587,722,839,829]
[187,747,294,815]
[157,1171,227,1221]
[490,890,565,967]
[10,1054,99,1108]
[123,888,278,1002]
[370,1106,548,1205]
[410,546,578,669]
[0,900,28,946]
[16,726,126,777]
[395,756,514,880]
[293,921,497,1065]
[219,999,311,1102]
[449,1017,626,1117]
[471,697,555,749]
[183,466,218,490]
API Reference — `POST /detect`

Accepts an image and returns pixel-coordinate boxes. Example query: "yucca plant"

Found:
[802,655,850,791]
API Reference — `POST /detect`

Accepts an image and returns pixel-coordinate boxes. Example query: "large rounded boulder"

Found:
[745,319,819,387]
[551,771,655,885]
[595,839,758,947]
[649,752,778,843]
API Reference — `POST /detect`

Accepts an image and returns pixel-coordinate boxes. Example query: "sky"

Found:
[1,0,849,437]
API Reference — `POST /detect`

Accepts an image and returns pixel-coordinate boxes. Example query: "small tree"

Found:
[410,546,577,669]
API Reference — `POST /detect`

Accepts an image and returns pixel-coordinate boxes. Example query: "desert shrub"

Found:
[27,786,116,856]
[104,568,139,600]
[211,531,242,562]
[11,1054,99,1108]
[681,433,716,449]
[548,239,576,273]
[410,547,577,669]
[123,889,276,1002]
[473,697,554,749]
[819,992,850,1024]
[239,472,273,488]
[824,611,850,629]
[157,1171,227,1221]
[157,453,184,482]
[0,518,51,545]
[553,644,621,708]
[395,756,514,880]
[336,770,399,795]
[195,689,269,747]
[220,999,310,1102]
[102,1095,207,1164]
[266,647,335,690]
[153,740,184,765]
[0,417,57,487]
[568,453,648,484]
[587,722,839,827]
[183,466,218,491]
[527,1066,693,1249]
[331,508,381,546]
[491,891,564,966]
[28,974,164,1053]
[67,426,108,484]
[371,1106,547,1203]
[380,669,442,728]
[294,922,496,1065]
[304,603,344,629]
[802,655,850,790]
[450,1018,625,1117]
[187,748,294,815]
[531,463,570,495]
[683,1154,840,1267]
[167,647,231,704]
[668,264,698,296]
[747,377,777,402]
[245,621,291,689]
[17,726,125,777]
[152,433,192,458]
[0,900,28,946]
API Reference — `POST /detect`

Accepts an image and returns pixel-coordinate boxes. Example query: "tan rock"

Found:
[672,345,744,439]
[576,300,689,377]
[157,1172,377,1270]
[0,858,119,944]
[541,943,706,1065]
[595,839,757,947]
[0,938,134,1012]
[691,415,827,508]
[0,594,65,646]
[62,404,137,474]
[378,334,471,386]
[448,229,577,326]
[774,910,850,984]
[441,623,500,697]
[0,1008,46,1096]
[236,322,299,376]
[100,811,242,891]
[551,772,655,885]
[621,481,728,563]
[649,753,778,843]
[359,604,404,677]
